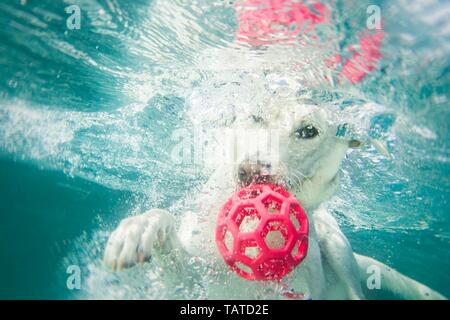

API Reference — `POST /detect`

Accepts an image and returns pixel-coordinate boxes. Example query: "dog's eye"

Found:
[250,114,264,123]
[295,124,319,139]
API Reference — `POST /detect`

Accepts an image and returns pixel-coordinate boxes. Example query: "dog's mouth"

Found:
[238,173,285,189]
[237,161,289,189]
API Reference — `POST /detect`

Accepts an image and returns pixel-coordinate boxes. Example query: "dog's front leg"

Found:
[103,209,188,271]
[313,206,365,299]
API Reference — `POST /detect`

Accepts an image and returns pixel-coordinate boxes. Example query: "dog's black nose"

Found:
[238,161,272,186]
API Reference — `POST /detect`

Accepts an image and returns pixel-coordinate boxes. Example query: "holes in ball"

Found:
[264,230,286,249]
[289,209,301,231]
[244,246,260,259]
[262,195,283,214]
[291,238,307,262]
[291,241,299,257]
[262,221,288,250]
[235,262,253,275]
[240,214,260,233]
[241,240,261,260]
[234,205,260,233]
[223,229,234,253]
[289,205,301,231]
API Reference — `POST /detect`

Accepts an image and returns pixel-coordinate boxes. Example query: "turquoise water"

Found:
[0,0,449,299]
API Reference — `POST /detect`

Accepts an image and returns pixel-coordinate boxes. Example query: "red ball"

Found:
[215,184,309,281]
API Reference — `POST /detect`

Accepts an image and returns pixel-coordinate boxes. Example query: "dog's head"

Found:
[199,98,361,209]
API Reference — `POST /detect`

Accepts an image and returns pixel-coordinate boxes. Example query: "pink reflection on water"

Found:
[235,0,384,84]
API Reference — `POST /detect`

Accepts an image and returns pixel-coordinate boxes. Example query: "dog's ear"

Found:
[348,139,363,148]
[336,123,363,149]
[371,139,392,159]
[337,123,392,159]
[347,139,392,159]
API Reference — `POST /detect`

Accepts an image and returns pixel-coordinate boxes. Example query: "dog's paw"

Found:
[103,209,176,271]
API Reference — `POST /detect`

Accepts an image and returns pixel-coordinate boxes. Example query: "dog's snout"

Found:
[238,161,272,186]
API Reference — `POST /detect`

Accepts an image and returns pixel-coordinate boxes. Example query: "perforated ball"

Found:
[216,184,309,281]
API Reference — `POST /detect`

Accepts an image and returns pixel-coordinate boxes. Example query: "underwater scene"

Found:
[0,0,449,300]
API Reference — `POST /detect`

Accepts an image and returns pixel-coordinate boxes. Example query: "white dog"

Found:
[100,0,446,300]
[103,84,445,299]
